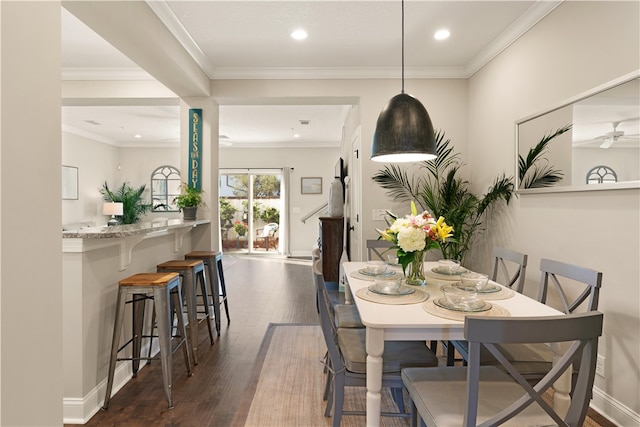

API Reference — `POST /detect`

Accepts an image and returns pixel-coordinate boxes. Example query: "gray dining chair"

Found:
[402,311,604,427]
[314,270,439,427]
[492,246,528,293]
[366,239,394,261]
[446,247,528,365]
[452,258,603,388]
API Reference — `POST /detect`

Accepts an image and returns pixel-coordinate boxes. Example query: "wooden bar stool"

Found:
[157,259,214,365]
[185,251,230,334]
[102,272,192,410]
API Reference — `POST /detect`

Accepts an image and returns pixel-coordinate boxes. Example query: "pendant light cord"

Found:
[401,0,405,94]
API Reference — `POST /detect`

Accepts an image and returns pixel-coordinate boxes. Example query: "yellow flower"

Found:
[433,216,454,241]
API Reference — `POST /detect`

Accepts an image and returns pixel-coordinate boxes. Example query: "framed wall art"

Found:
[301,177,322,194]
[62,165,78,200]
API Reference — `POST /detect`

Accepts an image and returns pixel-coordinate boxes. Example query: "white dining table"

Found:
[343,261,564,427]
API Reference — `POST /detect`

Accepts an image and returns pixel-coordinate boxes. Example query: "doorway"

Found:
[219,169,283,255]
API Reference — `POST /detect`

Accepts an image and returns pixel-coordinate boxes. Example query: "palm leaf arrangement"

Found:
[518,124,572,189]
[100,181,152,224]
[372,131,514,263]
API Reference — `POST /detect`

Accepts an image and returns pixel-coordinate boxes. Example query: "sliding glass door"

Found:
[219,169,282,254]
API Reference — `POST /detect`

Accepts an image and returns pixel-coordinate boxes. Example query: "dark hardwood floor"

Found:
[77,255,318,427]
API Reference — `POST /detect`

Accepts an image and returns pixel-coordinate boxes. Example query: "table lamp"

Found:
[103,202,123,226]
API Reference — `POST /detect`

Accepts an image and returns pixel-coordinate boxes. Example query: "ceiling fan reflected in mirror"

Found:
[574,119,640,149]
[598,121,637,148]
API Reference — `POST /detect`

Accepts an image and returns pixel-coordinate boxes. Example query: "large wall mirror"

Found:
[516,71,639,193]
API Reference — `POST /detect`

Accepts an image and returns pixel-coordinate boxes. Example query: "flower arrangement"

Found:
[233,221,248,236]
[377,201,454,285]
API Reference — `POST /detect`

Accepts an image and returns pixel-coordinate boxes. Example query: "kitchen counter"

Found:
[63,218,208,239]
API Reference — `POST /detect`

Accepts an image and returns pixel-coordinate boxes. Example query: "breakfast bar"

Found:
[62,219,210,423]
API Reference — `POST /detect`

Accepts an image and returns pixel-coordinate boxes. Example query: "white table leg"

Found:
[366,327,385,427]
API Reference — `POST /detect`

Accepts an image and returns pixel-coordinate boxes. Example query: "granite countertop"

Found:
[62,219,210,239]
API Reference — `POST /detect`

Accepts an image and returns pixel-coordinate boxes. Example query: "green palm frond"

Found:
[476,174,514,216]
[522,163,564,189]
[519,124,571,188]
[422,130,459,180]
[371,164,422,203]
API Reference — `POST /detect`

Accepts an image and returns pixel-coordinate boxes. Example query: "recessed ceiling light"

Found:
[290,29,308,40]
[293,133,301,138]
[133,134,142,139]
[434,29,450,41]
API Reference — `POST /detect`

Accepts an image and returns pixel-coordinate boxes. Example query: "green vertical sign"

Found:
[188,108,202,190]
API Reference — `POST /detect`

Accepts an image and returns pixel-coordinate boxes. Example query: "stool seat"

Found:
[185,251,230,334]
[103,272,192,410]
[157,259,204,269]
[119,272,180,286]
[185,251,217,259]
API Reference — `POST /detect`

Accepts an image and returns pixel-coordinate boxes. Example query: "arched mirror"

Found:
[516,71,639,193]
[151,165,181,212]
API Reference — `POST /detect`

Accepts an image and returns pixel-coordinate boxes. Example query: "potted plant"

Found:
[100,181,151,224]
[174,183,204,220]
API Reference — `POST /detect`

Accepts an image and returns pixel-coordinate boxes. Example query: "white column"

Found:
[0,2,63,425]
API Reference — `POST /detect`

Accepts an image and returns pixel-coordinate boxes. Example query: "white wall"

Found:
[61,137,183,226]
[220,146,340,256]
[62,132,120,226]
[466,2,639,424]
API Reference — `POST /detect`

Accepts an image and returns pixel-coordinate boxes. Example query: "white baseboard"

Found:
[591,385,640,426]
[63,360,137,424]
[289,249,312,257]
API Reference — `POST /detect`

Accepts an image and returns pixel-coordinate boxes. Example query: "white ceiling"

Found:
[61,1,558,148]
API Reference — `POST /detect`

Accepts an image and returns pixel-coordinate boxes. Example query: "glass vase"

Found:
[405,250,426,286]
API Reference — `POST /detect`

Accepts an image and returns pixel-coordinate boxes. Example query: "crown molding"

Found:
[62,123,180,148]
[221,141,341,149]
[145,0,217,78]
[210,65,470,80]
[61,68,155,81]
[465,0,563,77]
